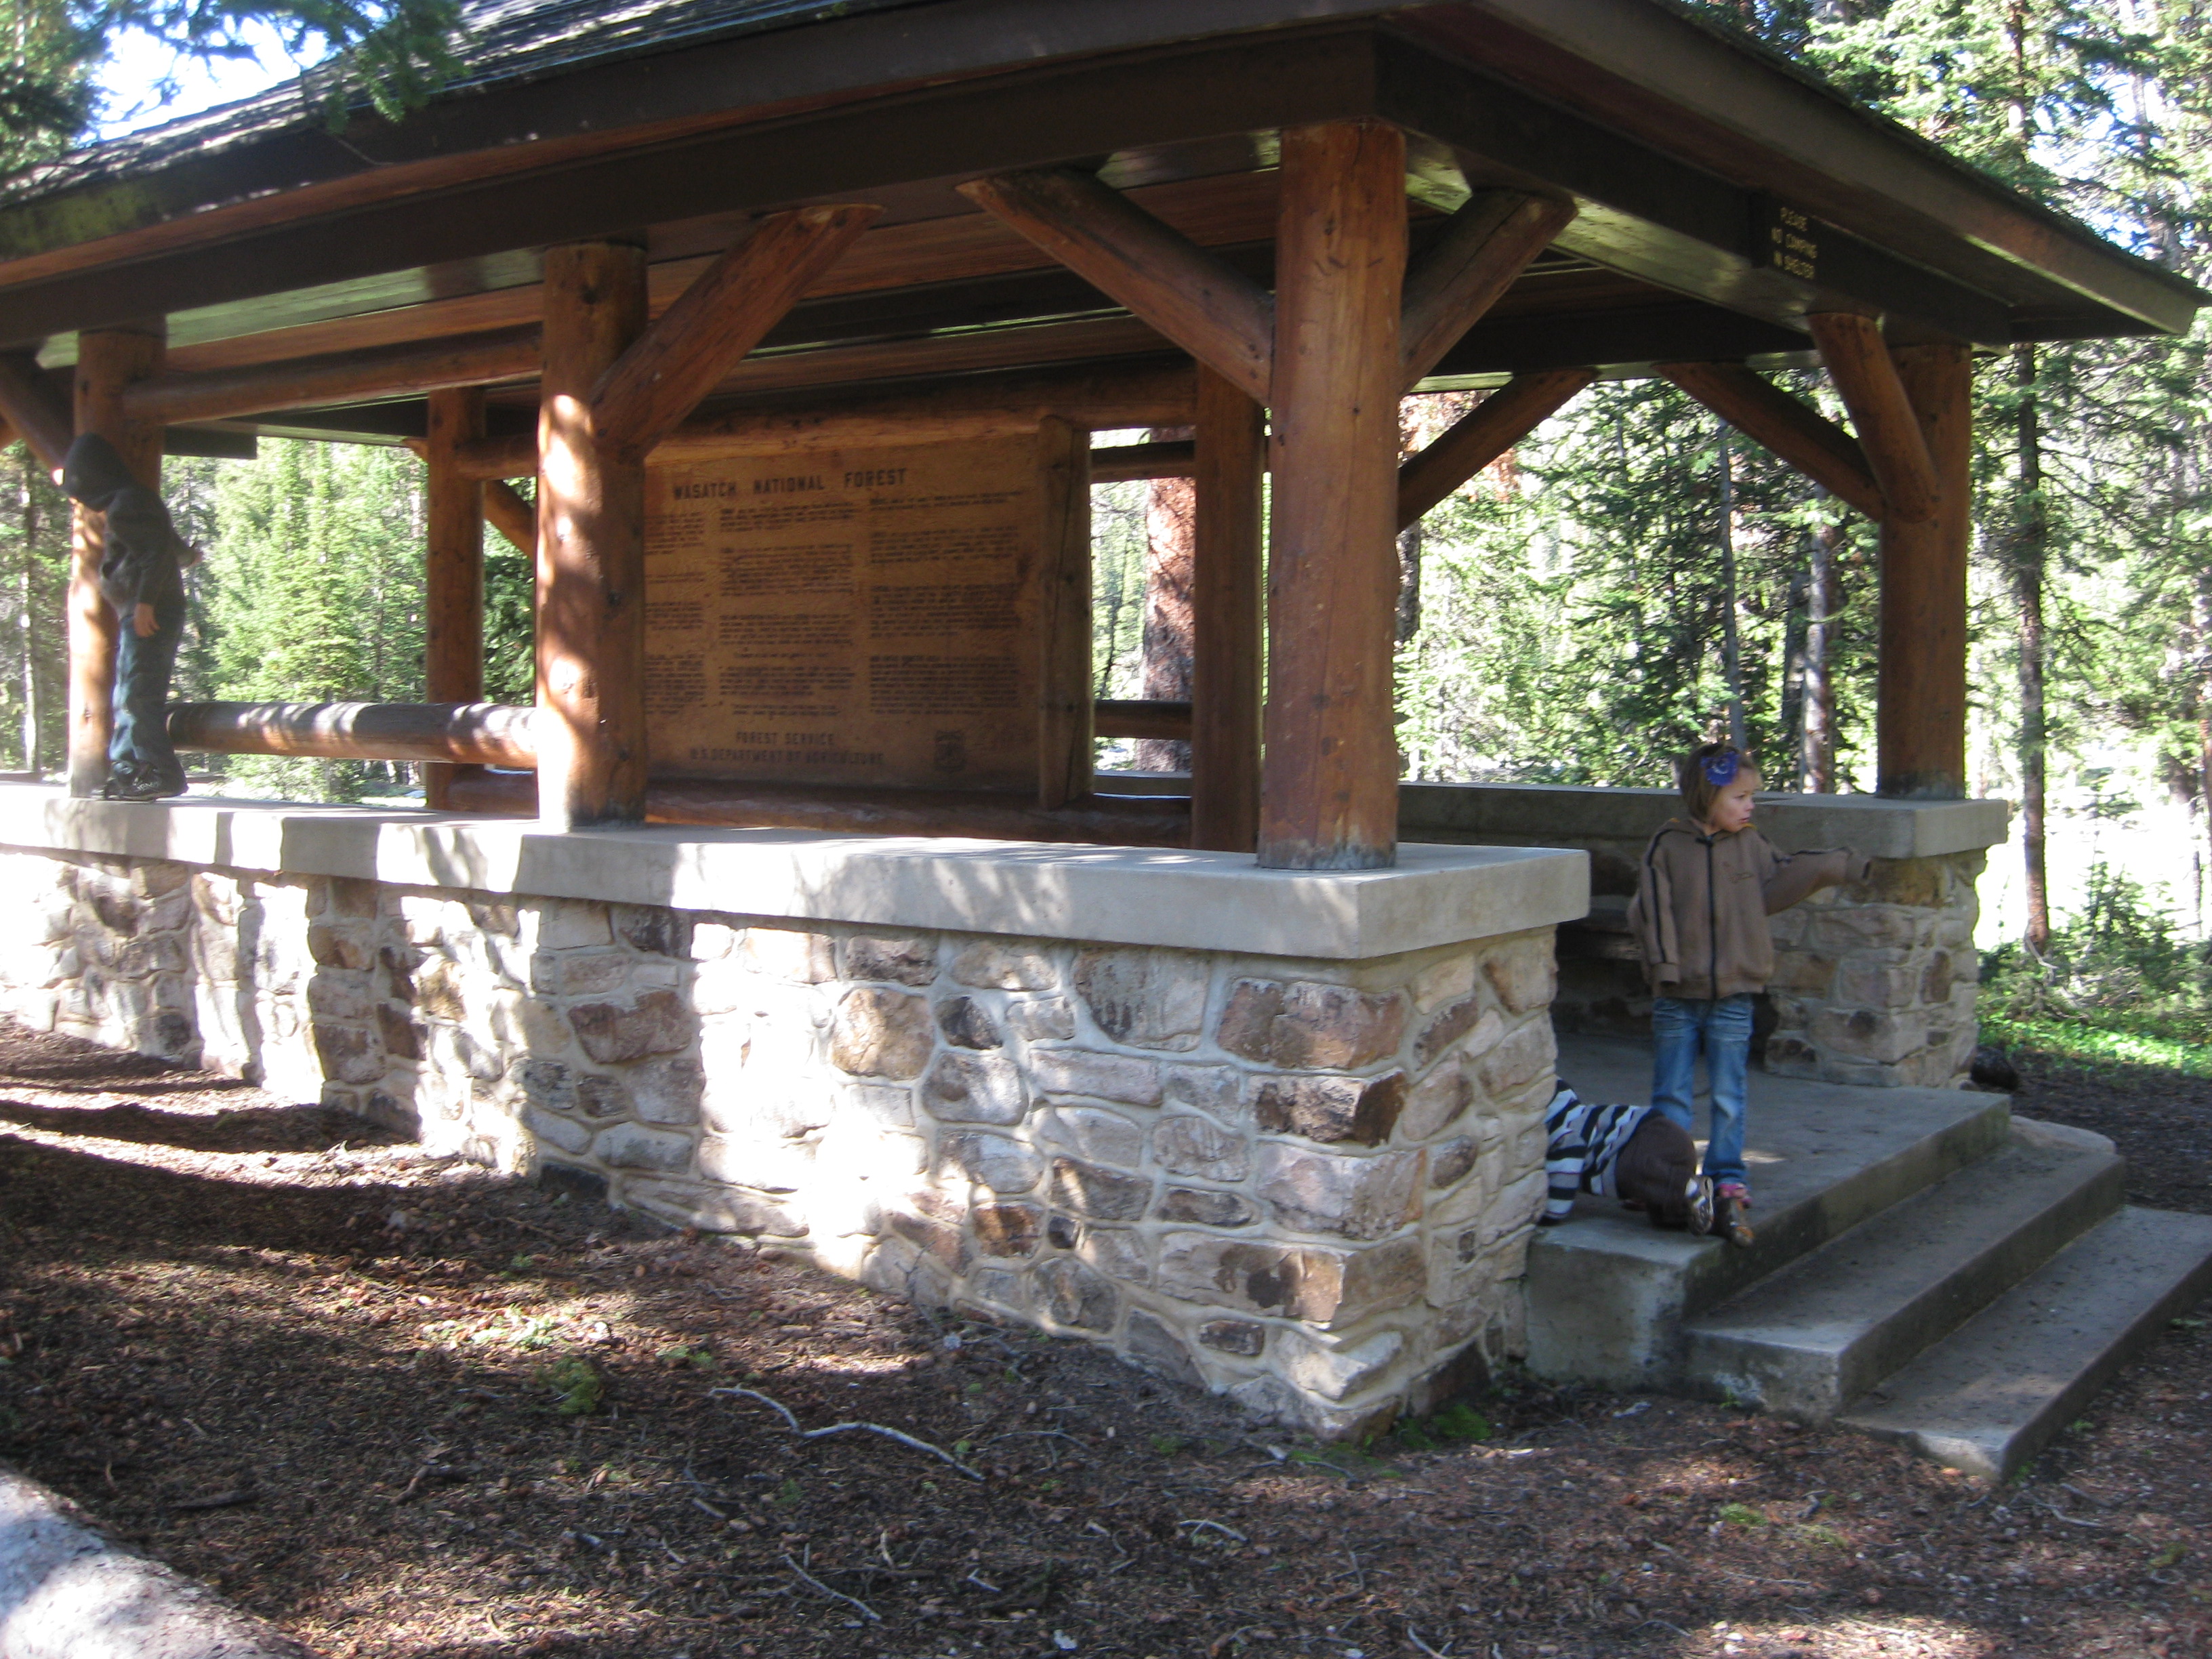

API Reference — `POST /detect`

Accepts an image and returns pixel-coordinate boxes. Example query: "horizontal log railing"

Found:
[167,701,538,769]
[124,329,544,428]
[1094,698,1193,741]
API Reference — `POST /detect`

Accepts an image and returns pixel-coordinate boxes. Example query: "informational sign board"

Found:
[642,434,1069,792]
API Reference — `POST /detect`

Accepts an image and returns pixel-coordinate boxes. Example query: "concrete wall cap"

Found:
[0,787,1591,962]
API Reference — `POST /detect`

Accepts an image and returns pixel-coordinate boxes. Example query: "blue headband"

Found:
[1701,750,1741,787]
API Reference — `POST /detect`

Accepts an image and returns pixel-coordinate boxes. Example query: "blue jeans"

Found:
[1651,994,1754,1187]
[108,590,186,794]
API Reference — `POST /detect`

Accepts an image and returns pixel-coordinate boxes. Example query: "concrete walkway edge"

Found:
[0,1465,322,1659]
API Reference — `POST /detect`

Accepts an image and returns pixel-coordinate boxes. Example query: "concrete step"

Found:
[1839,1206,2212,1481]
[1681,1120,2124,1421]
[1528,1036,2011,1389]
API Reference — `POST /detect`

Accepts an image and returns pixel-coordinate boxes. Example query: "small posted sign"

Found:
[1757,198,1820,283]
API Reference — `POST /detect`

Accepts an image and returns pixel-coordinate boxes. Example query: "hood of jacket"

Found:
[62,433,139,512]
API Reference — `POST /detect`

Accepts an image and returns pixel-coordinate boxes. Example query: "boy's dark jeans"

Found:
[106,592,186,797]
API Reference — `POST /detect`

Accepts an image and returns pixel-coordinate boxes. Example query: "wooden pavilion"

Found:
[0,0,2194,862]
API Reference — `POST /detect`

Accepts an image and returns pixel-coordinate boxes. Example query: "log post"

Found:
[1880,342,1972,798]
[536,243,648,828]
[70,325,165,798]
[1190,365,1265,853]
[1260,121,1407,870]
[424,387,487,810]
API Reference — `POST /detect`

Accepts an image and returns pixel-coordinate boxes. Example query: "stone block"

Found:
[1037,1256,1117,1330]
[744,926,836,983]
[1005,997,1076,1042]
[1860,858,1944,907]
[972,1202,1044,1258]
[942,1130,1046,1194]
[307,924,373,971]
[626,1176,805,1237]
[923,1050,1029,1124]
[1397,1058,1471,1141]
[1072,948,1207,1050]
[1811,1006,1927,1066]
[525,1105,594,1155]
[1412,998,1502,1069]
[535,899,611,950]
[1029,1047,1162,1106]
[830,1078,920,1132]
[1254,1144,1422,1241]
[1049,1157,1151,1221]
[1122,1310,1202,1387]
[307,973,375,1022]
[1411,952,1475,1014]
[631,1054,705,1124]
[1198,1319,1265,1357]
[840,934,938,986]
[1483,936,1557,1015]
[1767,949,1835,995]
[1473,1019,1553,1098]
[1834,958,1925,1008]
[531,949,630,998]
[1154,1233,1423,1326]
[829,986,935,1079]
[1159,1187,1256,1227]
[1153,1113,1249,1181]
[1220,979,1408,1069]
[1045,1105,1145,1168]
[1251,1071,1406,1147]
[1278,1328,1404,1401]
[312,1021,384,1085]
[886,1207,970,1274]
[935,994,1002,1050]
[1061,1221,1150,1284]
[690,921,741,961]
[817,1115,926,1183]
[1164,1063,1246,1123]
[373,1002,424,1063]
[1429,1135,1479,1189]
[571,989,692,1064]
[948,941,1057,990]
[1811,907,1923,954]
[595,1122,695,1173]
[613,904,687,957]
[1921,949,1955,1005]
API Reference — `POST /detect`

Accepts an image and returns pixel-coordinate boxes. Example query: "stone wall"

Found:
[0,845,1560,1440]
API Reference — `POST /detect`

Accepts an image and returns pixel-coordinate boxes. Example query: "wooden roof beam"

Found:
[588,205,880,467]
[1805,311,1940,524]
[1396,367,1593,529]
[123,328,541,427]
[1399,190,1577,390]
[0,352,73,472]
[1657,361,1886,522]
[958,168,1274,404]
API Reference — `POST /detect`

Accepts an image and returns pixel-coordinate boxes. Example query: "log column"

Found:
[1879,342,1972,799]
[70,325,165,798]
[536,243,648,828]
[1191,365,1265,853]
[1260,121,1407,869]
[424,387,487,811]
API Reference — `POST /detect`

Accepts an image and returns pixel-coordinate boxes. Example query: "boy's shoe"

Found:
[1686,1176,1715,1237]
[1715,1181,1755,1248]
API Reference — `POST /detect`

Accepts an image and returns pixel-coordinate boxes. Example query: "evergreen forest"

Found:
[5,0,2212,1063]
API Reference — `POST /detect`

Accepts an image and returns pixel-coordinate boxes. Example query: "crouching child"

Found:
[1541,1082,1714,1235]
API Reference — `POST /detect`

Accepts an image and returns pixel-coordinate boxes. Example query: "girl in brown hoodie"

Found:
[1626,743,1871,1245]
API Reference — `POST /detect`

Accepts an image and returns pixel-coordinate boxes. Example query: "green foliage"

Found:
[195,438,427,801]
[1981,856,2212,1048]
[770,1475,802,1509]
[1717,1501,1767,1528]
[541,1355,601,1416]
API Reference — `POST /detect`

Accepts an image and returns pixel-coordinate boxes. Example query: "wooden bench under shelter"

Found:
[0,0,2199,1439]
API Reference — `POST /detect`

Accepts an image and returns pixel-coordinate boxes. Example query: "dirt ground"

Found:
[0,1019,2206,1659]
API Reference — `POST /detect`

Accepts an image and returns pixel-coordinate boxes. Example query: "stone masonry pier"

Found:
[0,788,1586,1440]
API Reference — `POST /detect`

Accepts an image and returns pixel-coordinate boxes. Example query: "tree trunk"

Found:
[1717,426,1746,749]
[18,454,36,774]
[1801,516,1839,793]
[2012,343,2051,954]
[1134,425,1195,771]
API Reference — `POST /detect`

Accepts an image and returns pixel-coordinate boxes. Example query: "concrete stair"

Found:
[1528,1037,2212,1479]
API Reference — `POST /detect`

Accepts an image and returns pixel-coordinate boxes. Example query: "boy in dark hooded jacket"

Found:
[62,434,199,801]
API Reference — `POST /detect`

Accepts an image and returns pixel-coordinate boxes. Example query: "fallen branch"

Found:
[707,1385,802,1433]
[796,1420,985,1480]
[1178,1517,1249,1544]
[171,1488,257,1513]
[2029,1494,2113,1530]
[785,1554,882,1622]
[1406,1626,1453,1658]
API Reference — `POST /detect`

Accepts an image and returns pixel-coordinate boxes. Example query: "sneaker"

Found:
[1714,1181,1755,1248]
[1686,1176,1715,1237]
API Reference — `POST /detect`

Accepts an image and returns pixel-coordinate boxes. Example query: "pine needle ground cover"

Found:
[0,1021,2205,1658]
